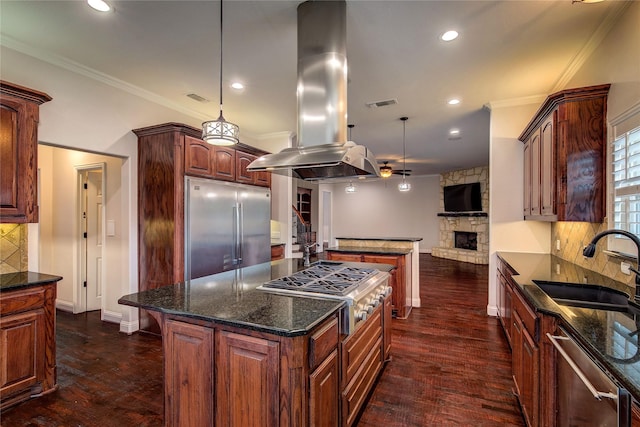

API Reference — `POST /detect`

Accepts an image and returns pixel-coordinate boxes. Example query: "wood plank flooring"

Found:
[0,254,524,426]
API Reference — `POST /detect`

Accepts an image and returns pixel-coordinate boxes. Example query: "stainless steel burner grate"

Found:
[262,264,378,296]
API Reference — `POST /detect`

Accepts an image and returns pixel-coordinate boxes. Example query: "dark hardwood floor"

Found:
[0,255,523,426]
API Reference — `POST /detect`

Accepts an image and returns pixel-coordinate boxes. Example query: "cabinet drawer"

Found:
[342,337,383,427]
[341,307,382,386]
[512,288,538,339]
[362,255,399,268]
[327,252,363,263]
[309,317,339,371]
[0,287,46,316]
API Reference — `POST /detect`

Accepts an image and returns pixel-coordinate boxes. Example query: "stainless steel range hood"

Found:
[247,0,380,181]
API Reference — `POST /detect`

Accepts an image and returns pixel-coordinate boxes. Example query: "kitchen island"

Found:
[118,259,393,427]
[326,236,422,318]
[0,272,62,409]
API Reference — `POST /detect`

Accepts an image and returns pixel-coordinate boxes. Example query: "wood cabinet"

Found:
[271,244,285,261]
[497,255,557,427]
[0,81,52,223]
[520,84,610,222]
[217,331,280,426]
[326,251,410,319]
[0,280,59,409]
[134,123,270,333]
[341,303,384,427]
[157,312,341,426]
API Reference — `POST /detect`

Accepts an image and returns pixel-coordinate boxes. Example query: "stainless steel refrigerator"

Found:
[185,176,271,280]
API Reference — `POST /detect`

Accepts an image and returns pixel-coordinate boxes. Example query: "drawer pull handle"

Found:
[546,333,617,401]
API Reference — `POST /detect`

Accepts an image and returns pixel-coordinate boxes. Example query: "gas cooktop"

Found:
[260,262,378,297]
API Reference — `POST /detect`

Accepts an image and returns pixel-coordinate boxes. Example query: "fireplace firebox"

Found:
[454,231,478,251]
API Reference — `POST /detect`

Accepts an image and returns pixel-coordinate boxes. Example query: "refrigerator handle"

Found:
[232,205,238,264]
[237,203,244,264]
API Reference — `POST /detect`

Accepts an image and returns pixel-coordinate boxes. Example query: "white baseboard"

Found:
[101,309,121,325]
[486,304,498,317]
[55,299,74,313]
[119,318,140,335]
[411,297,421,308]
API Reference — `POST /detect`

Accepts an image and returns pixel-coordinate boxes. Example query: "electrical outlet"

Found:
[555,263,560,275]
[556,239,561,251]
[621,262,632,275]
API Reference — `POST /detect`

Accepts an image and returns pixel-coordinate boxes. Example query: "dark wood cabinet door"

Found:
[254,170,272,188]
[217,331,279,426]
[309,349,339,427]
[382,294,392,360]
[523,139,532,217]
[529,131,541,216]
[213,146,236,181]
[521,327,540,427]
[164,320,214,427]
[0,310,45,399]
[540,113,555,216]
[184,135,213,178]
[236,151,256,184]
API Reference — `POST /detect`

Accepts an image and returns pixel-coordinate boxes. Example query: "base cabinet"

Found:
[0,281,58,410]
[159,313,341,426]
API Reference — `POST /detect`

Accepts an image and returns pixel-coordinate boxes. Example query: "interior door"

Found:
[82,169,103,312]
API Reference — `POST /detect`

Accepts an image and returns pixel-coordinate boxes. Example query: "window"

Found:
[610,104,640,254]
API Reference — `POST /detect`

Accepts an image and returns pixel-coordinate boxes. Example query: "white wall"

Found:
[487,103,553,316]
[38,145,124,320]
[329,175,440,253]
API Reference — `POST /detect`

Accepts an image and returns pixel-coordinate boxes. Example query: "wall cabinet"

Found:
[0,280,59,409]
[158,312,341,426]
[0,81,52,223]
[134,123,270,333]
[326,251,410,318]
[520,84,610,222]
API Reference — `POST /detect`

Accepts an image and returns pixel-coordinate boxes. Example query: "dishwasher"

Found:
[547,329,631,427]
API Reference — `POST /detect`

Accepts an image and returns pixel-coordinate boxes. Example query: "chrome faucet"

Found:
[303,243,316,267]
[583,229,640,302]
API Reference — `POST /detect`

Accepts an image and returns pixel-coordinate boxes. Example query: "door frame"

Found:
[75,162,106,314]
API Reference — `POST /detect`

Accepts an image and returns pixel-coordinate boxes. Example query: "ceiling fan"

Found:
[379,161,412,178]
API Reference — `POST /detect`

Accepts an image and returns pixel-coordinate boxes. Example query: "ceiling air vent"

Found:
[186,93,209,103]
[365,98,398,108]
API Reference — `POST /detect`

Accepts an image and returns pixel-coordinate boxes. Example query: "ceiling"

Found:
[0,0,626,178]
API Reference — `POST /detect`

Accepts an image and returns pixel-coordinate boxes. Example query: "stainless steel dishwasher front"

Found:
[547,330,631,427]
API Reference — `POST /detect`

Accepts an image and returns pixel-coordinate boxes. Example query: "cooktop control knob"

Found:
[355,310,368,322]
[364,304,374,315]
[369,297,380,307]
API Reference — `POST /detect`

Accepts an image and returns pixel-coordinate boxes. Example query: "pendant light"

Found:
[202,0,239,146]
[345,124,357,193]
[398,117,411,192]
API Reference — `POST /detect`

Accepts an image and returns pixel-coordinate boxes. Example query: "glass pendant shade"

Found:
[202,112,240,146]
[345,182,356,193]
[398,181,411,192]
[398,116,411,192]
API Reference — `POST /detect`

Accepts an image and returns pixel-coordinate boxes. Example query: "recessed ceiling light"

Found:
[449,128,460,136]
[231,82,244,90]
[87,0,112,12]
[447,98,461,105]
[440,30,459,42]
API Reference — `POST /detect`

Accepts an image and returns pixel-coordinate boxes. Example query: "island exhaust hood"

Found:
[247,0,380,180]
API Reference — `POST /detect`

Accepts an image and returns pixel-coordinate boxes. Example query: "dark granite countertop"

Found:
[336,237,423,242]
[326,246,413,256]
[0,271,63,292]
[498,252,640,399]
[119,259,393,337]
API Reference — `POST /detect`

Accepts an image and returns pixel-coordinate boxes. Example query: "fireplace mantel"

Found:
[437,212,488,218]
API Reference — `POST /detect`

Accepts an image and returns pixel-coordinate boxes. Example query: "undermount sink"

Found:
[532,280,631,311]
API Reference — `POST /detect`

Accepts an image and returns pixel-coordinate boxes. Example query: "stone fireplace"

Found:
[431,166,489,265]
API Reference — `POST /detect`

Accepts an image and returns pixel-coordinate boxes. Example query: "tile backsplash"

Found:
[552,221,635,289]
[0,224,28,273]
